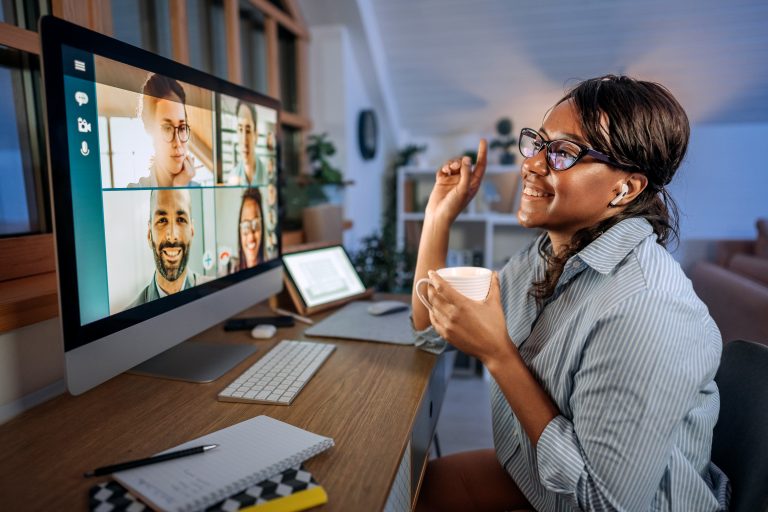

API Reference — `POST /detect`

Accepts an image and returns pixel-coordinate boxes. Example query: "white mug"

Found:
[416,267,492,311]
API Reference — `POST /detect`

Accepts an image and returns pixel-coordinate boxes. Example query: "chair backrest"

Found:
[712,339,768,512]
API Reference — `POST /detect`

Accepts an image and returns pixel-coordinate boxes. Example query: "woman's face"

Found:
[151,97,188,175]
[517,99,628,246]
[240,198,262,268]
[237,104,256,165]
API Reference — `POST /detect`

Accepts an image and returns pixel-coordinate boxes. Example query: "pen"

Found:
[273,307,314,325]
[83,444,218,477]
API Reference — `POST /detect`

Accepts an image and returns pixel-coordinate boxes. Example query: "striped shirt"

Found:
[415,218,729,511]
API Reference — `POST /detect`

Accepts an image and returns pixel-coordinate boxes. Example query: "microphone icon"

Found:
[80,141,90,156]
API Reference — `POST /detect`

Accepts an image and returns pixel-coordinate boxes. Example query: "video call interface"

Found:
[62,46,279,326]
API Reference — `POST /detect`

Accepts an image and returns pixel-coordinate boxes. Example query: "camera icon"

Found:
[77,117,92,133]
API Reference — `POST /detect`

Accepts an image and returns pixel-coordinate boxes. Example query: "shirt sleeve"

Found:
[411,315,450,355]
[535,289,721,510]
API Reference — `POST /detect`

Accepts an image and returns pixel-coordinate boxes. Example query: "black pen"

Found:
[83,444,218,477]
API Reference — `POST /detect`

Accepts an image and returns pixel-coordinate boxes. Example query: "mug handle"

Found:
[415,278,434,312]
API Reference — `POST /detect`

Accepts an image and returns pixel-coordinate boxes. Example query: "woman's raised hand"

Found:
[424,139,487,225]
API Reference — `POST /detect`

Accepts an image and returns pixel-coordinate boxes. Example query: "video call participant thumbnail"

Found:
[130,189,209,307]
[130,73,198,188]
[237,187,265,270]
[228,101,265,187]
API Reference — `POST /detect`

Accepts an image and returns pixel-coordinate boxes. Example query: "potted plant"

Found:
[489,117,517,165]
[397,143,427,167]
[306,133,344,204]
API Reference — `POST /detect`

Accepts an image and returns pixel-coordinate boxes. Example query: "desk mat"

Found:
[304,301,415,345]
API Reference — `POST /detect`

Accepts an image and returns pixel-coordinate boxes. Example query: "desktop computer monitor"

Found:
[39,16,283,395]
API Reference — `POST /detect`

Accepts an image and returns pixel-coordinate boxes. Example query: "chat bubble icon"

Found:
[75,91,88,106]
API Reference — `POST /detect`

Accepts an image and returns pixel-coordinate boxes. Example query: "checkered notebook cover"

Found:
[89,465,326,512]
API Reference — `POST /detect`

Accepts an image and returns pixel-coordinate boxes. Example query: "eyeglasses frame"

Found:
[160,123,191,143]
[239,218,262,234]
[518,127,622,171]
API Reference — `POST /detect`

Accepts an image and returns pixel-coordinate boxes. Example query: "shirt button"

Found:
[572,261,582,269]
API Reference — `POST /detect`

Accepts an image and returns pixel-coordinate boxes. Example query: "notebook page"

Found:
[114,415,334,512]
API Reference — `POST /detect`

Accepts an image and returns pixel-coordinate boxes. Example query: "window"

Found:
[282,125,301,177]
[0,46,48,236]
[110,0,173,59]
[239,5,267,94]
[187,0,228,80]
[278,26,297,113]
[1,0,50,31]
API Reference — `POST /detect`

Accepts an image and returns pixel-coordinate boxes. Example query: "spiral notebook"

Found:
[113,416,334,512]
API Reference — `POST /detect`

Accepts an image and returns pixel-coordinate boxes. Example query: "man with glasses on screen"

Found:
[129,73,199,188]
[130,189,208,307]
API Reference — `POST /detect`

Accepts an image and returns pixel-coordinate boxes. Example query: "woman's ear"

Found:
[611,173,648,206]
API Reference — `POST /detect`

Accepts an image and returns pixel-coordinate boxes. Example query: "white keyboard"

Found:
[218,340,335,405]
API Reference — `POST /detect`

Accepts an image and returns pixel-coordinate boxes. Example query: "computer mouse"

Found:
[250,324,277,339]
[367,300,409,316]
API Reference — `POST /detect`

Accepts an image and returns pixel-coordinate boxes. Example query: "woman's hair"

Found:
[530,74,690,305]
[139,73,188,128]
[238,187,265,270]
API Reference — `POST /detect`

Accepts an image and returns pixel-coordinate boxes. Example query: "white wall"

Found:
[670,122,768,240]
[308,25,396,251]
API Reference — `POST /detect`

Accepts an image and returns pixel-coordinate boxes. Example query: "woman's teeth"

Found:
[523,187,552,197]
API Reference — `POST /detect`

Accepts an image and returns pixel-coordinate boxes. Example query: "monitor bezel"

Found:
[40,15,283,352]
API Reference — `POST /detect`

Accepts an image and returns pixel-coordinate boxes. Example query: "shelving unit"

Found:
[397,165,539,270]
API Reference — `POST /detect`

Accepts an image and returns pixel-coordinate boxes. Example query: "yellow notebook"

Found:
[241,485,328,512]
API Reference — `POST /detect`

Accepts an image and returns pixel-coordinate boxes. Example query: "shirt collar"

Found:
[154,272,191,298]
[575,217,655,274]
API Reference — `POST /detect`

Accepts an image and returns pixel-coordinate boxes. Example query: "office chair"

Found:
[711,339,768,512]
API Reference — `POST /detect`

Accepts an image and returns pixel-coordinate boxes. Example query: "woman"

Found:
[413,75,728,512]
[237,187,264,270]
[130,73,198,188]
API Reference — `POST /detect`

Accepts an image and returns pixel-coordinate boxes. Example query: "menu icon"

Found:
[74,59,86,72]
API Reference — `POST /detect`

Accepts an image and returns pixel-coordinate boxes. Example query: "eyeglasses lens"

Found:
[519,129,582,171]
[240,219,261,234]
[518,129,539,159]
[547,141,581,170]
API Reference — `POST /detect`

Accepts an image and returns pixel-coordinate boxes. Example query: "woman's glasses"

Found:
[239,218,262,234]
[518,128,621,171]
[160,123,191,143]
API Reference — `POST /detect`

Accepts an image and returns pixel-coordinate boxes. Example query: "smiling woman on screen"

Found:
[412,75,729,512]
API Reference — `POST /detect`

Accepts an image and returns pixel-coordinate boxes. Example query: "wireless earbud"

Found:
[609,182,630,207]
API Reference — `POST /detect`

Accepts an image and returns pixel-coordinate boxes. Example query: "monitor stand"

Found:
[129,341,257,383]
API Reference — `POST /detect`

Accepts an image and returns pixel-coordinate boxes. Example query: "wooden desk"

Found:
[0,299,451,511]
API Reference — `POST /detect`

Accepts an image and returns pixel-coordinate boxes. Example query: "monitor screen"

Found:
[63,48,280,330]
[41,16,284,393]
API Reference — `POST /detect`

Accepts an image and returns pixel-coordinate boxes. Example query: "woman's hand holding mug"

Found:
[418,268,514,366]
